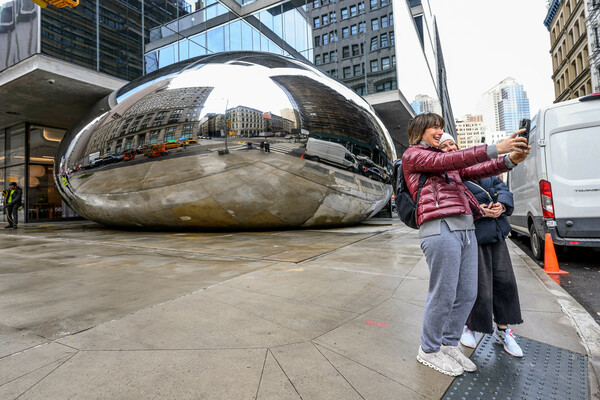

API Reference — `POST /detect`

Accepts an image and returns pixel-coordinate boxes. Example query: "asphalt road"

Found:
[510,234,600,325]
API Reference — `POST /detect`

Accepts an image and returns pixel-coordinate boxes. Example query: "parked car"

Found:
[90,154,120,167]
[177,138,197,146]
[304,138,359,172]
[120,149,136,161]
[360,164,385,182]
[164,140,182,149]
[507,92,600,259]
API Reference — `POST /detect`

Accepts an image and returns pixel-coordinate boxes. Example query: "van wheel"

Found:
[529,224,544,260]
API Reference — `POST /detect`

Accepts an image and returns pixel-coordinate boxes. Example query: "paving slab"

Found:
[0,219,597,399]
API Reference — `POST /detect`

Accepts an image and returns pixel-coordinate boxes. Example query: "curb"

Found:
[510,241,600,399]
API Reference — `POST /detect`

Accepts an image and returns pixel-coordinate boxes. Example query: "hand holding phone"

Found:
[518,119,530,142]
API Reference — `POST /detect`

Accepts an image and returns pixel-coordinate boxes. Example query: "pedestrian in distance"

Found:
[439,133,524,358]
[401,113,530,376]
[3,182,23,229]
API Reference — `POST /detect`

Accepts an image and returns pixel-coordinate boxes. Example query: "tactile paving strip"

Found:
[443,334,589,400]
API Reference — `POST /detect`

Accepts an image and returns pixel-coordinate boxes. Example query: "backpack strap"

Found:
[414,173,428,225]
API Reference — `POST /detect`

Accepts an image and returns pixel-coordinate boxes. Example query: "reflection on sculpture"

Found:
[54,52,396,229]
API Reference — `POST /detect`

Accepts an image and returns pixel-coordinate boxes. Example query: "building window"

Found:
[352,44,359,56]
[165,133,175,141]
[313,17,320,28]
[330,69,338,78]
[376,80,396,92]
[323,53,330,63]
[331,51,337,61]
[342,27,349,38]
[370,37,378,51]
[380,33,388,47]
[322,14,328,25]
[370,0,377,9]
[341,8,348,19]
[315,55,321,65]
[381,57,390,70]
[389,13,393,25]
[390,31,395,45]
[353,64,361,76]
[392,55,396,66]
[371,18,379,30]
[342,46,350,58]
[350,5,357,16]
[370,59,378,72]
[323,34,329,45]
[343,67,351,78]
[315,36,321,47]
[351,25,357,35]
[313,0,319,8]
[330,12,336,22]
[380,0,388,6]
[381,15,388,28]
[358,2,364,13]
[359,22,366,32]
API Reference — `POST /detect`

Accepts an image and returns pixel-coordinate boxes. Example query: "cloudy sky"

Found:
[428,0,556,119]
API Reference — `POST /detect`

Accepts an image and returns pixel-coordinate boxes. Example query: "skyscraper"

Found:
[477,77,530,135]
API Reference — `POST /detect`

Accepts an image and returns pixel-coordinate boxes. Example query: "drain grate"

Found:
[443,334,589,400]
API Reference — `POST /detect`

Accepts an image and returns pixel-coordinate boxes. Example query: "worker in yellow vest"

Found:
[4,182,23,229]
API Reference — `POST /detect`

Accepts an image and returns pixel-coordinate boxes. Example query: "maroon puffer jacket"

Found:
[402,144,509,226]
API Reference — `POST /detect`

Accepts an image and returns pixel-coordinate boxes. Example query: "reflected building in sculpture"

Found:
[55,52,395,229]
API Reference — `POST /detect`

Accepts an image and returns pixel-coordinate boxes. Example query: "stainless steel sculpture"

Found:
[55,52,396,229]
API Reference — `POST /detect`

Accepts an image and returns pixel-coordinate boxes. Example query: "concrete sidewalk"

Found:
[0,219,598,399]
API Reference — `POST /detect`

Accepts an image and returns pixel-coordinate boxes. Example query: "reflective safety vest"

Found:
[7,190,14,203]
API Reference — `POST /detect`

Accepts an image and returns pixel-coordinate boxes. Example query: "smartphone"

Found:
[518,118,530,142]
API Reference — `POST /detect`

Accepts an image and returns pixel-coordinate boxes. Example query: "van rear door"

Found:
[544,100,600,238]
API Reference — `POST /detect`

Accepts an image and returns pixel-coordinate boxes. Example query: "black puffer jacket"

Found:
[464,177,513,245]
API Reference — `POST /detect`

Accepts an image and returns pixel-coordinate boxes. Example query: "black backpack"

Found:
[393,159,428,229]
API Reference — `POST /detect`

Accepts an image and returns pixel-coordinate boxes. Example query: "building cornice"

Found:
[545,0,563,29]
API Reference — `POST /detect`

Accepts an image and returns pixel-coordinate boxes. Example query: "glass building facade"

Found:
[144,0,313,73]
[1,0,193,77]
[499,83,530,135]
[0,124,73,222]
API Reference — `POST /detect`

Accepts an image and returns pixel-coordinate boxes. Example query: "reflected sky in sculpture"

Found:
[55,52,396,229]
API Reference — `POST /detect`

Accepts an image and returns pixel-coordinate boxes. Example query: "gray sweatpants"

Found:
[419,221,478,353]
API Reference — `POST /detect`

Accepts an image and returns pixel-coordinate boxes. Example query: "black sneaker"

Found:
[4,225,13,229]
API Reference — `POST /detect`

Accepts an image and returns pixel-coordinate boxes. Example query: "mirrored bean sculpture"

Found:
[55,52,396,229]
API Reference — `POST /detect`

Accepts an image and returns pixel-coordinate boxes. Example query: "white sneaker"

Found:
[441,345,477,372]
[417,346,464,376]
[460,326,477,349]
[493,327,523,357]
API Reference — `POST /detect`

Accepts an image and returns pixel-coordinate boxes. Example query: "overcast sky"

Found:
[428,0,556,119]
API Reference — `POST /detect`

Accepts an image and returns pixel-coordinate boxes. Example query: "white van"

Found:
[507,93,600,259]
[304,138,359,172]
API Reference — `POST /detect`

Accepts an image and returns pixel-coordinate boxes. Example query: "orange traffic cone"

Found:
[544,233,568,275]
